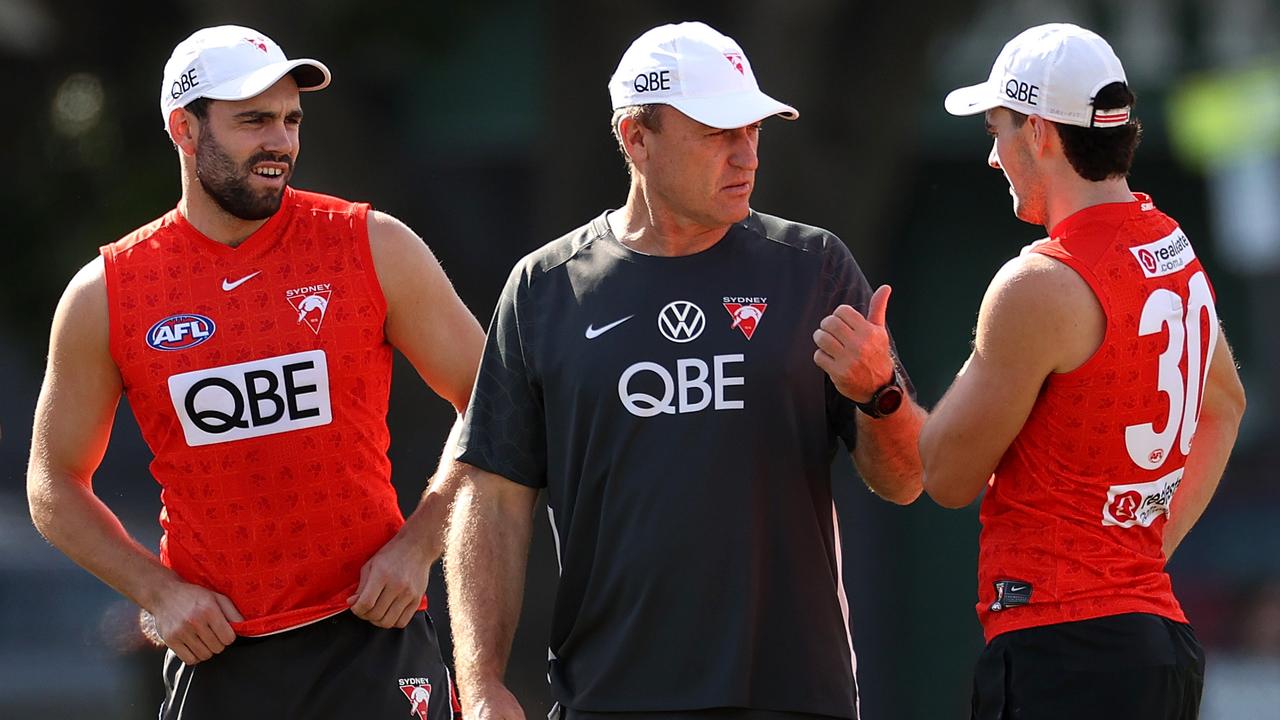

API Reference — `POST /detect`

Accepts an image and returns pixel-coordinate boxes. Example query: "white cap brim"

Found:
[199,58,331,102]
[944,82,1001,117]
[669,89,798,129]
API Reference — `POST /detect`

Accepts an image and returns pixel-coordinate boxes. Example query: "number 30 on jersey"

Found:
[1125,271,1218,470]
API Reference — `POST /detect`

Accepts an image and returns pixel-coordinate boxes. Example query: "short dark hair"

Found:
[610,104,664,170]
[184,96,212,121]
[1007,82,1142,181]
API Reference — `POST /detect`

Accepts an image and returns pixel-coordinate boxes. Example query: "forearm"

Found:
[445,471,536,701]
[28,470,179,611]
[1164,411,1242,558]
[395,416,467,564]
[852,399,926,504]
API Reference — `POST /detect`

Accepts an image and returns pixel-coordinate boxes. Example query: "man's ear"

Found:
[618,115,651,166]
[168,107,198,157]
[1026,114,1057,158]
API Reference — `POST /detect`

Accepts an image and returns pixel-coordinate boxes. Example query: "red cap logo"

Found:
[724,53,745,75]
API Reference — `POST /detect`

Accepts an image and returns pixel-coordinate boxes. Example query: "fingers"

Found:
[349,582,386,619]
[867,285,892,327]
[813,348,836,376]
[172,632,215,665]
[157,586,241,666]
[392,599,418,629]
[812,327,845,358]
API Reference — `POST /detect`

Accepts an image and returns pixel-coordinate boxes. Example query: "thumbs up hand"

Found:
[813,284,896,403]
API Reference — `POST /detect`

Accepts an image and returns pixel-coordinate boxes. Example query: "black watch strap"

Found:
[854,367,905,419]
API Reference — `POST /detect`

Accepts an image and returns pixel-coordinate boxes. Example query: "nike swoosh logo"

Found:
[585,315,634,339]
[221,271,262,291]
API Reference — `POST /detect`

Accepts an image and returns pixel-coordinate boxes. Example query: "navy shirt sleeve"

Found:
[820,235,915,450]
[457,261,547,488]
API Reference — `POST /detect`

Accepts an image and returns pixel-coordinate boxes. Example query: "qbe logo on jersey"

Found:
[167,350,332,447]
[1102,469,1182,528]
[1130,228,1195,278]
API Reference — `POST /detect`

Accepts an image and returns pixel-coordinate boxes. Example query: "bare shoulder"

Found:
[367,210,433,260]
[57,256,109,330]
[979,252,1103,373]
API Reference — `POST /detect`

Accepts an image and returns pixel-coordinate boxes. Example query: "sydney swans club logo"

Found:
[723,296,767,339]
[285,283,332,334]
[399,678,432,720]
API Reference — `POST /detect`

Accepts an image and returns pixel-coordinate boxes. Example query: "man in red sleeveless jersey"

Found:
[25,25,481,720]
[921,23,1248,720]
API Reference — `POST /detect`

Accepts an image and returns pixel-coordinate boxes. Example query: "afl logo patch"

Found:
[147,313,216,351]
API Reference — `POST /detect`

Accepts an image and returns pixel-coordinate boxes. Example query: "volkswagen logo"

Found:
[657,300,705,343]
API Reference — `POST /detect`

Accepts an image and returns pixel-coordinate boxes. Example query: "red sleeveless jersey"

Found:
[102,187,418,636]
[977,194,1218,641]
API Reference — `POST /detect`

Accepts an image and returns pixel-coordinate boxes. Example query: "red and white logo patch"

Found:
[399,678,432,720]
[285,283,332,334]
[724,52,745,75]
[723,297,767,340]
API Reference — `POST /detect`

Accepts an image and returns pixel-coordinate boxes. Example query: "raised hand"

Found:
[813,284,896,402]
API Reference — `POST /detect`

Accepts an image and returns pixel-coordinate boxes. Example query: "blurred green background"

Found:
[2,0,1278,718]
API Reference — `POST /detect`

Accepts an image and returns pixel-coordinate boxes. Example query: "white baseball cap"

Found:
[609,21,798,129]
[945,23,1130,128]
[160,25,331,127]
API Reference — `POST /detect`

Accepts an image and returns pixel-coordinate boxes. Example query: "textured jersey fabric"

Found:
[978,194,1215,641]
[101,187,420,636]
[459,210,905,719]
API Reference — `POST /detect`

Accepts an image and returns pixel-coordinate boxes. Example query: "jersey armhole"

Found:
[1031,244,1112,382]
[99,244,126,372]
[353,203,389,328]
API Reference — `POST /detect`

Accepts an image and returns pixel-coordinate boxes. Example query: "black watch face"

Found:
[875,386,904,416]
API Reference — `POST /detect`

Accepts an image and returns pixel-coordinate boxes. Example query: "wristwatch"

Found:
[854,367,904,419]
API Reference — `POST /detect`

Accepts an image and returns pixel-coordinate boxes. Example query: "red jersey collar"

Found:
[169,186,296,257]
[1049,192,1154,239]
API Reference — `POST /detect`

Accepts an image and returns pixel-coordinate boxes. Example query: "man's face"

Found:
[192,76,302,220]
[985,107,1046,225]
[639,107,761,228]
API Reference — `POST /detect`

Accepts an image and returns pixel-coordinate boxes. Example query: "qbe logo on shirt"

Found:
[167,350,332,447]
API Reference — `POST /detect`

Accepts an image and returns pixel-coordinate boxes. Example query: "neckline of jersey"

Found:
[170,187,296,258]
[1049,192,1153,239]
[591,210,742,264]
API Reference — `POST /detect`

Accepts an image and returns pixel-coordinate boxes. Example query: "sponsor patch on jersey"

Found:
[167,350,332,447]
[1102,468,1183,528]
[989,579,1033,612]
[399,677,432,720]
[657,300,705,343]
[147,313,216,351]
[1129,228,1196,278]
[285,283,332,334]
[723,296,767,339]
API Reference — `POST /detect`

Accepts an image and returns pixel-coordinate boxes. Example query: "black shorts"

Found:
[161,610,459,720]
[971,613,1205,720]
